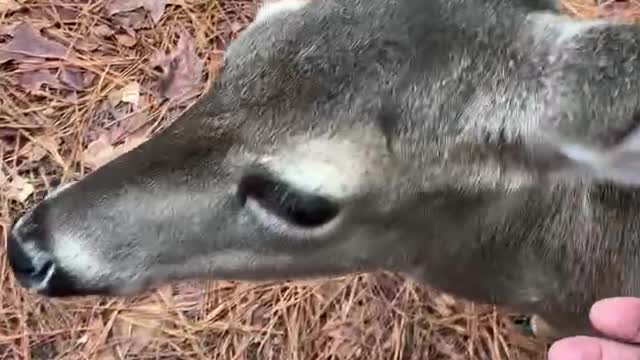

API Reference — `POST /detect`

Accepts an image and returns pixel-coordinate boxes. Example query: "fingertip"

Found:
[548,337,603,360]
[591,297,640,317]
[590,297,640,342]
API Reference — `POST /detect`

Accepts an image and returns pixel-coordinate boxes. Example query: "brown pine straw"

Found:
[0,0,636,359]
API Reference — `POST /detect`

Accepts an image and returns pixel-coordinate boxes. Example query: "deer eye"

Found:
[237,171,340,228]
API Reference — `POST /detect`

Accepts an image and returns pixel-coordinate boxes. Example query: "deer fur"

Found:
[7,0,640,340]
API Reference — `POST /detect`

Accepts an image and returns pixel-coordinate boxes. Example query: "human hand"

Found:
[548,297,640,360]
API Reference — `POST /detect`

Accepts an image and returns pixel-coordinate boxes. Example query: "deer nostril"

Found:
[29,259,55,283]
[8,242,56,288]
[7,222,56,289]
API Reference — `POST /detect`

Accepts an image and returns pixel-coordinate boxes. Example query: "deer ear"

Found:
[547,126,640,186]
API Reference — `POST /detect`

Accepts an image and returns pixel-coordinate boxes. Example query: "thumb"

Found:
[590,297,640,343]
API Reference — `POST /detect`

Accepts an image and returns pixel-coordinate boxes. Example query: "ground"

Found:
[0,0,637,359]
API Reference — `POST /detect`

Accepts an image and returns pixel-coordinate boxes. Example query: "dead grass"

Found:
[0,0,636,359]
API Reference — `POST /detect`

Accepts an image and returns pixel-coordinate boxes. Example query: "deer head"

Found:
[7,0,640,303]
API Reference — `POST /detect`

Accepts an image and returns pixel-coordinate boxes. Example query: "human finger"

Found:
[548,335,640,360]
[590,297,640,343]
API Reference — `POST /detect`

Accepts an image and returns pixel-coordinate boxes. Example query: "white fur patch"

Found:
[555,18,608,44]
[262,136,389,199]
[254,0,309,24]
[557,144,602,165]
[528,12,608,45]
[53,232,108,284]
[554,129,640,186]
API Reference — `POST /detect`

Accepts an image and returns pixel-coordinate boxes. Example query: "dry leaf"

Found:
[18,68,91,93]
[82,135,117,170]
[94,350,118,360]
[83,72,97,88]
[52,5,81,22]
[121,82,141,105]
[82,133,147,170]
[86,102,117,142]
[315,280,343,301]
[143,0,168,23]
[60,67,89,90]
[0,0,21,13]
[0,50,22,64]
[0,22,72,59]
[77,317,104,349]
[112,301,169,354]
[115,32,137,47]
[108,81,141,107]
[0,23,14,35]
[2,174,35,203]
[322,322,362,359]
[93,24,115,37]
[432,293,458,317]
[113,111,149,142]
[111,9,149,30]
[15,58,48,68]
[75,37,100,52]
[598,0,630,19]
[60,68,83,90]
[0,21,46,36]
[151,31,204,101]
[17,69,62,92]
[106,0,168,24]
[107,93,121,108]
[230,21,244,33]
[26,4,81,22]
[18,135,59,163]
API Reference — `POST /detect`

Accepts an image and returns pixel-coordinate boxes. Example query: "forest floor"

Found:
[0,0,637,359]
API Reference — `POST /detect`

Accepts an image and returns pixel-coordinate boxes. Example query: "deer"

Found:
[6,0,640,341]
